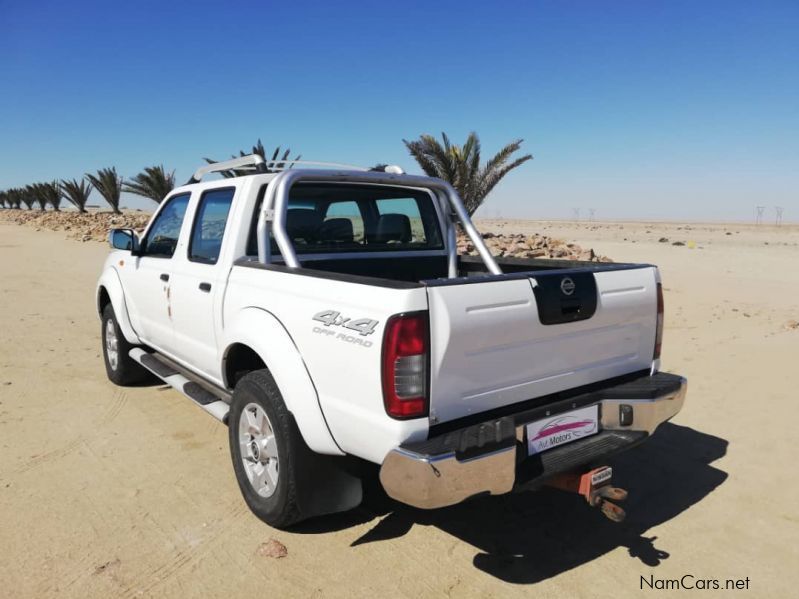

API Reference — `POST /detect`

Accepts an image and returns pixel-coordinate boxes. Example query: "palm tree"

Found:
[42,181,62,211]
[204,139,300,177]
[15,188,27,209]
[86,168,123,214]
[122,165,175,204]
[403,132,533,216]
[29,184,48,211]
[19,187,34,209]
[0,191,6,208]
[8,188,26,209]
[7,188,17,209]
[61,178,93,213]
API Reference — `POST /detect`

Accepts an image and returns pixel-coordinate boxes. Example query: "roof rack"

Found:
[266,160,370,172]
[188,155,267,184]
[188,155,404,183]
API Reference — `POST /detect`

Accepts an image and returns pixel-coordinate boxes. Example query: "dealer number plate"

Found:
[526,404,599,455]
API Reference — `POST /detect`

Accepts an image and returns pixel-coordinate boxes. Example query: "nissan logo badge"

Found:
[560,277,576,296]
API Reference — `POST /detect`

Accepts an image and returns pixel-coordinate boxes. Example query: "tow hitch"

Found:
[547,466,628,522]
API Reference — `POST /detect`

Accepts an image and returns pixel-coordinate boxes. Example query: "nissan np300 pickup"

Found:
[97,155,686,527]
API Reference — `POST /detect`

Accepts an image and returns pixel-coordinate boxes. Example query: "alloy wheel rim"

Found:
[239,402,279,498]
[105,319,119,370]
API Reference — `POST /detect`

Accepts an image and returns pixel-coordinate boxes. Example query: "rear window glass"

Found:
[189,188,235,264]
[246,183,443,256]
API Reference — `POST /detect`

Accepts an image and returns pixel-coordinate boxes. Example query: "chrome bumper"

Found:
[380,376,687,510]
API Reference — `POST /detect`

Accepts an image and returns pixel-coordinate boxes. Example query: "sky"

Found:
[0,0,796,221]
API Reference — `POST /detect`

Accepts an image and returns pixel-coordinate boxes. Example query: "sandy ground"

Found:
[1,219,798,598]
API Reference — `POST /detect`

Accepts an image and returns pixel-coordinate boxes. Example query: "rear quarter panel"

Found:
[223,266,430,464]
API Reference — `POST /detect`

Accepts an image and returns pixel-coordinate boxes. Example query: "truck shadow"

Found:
[304,423,728,584]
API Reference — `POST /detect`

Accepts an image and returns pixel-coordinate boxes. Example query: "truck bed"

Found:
[235,254,648,286]
[234,253,658,429]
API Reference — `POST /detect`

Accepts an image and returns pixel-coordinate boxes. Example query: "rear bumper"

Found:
[379,372,686,509]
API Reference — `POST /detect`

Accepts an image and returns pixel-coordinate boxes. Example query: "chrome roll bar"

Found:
[255,169,502,277]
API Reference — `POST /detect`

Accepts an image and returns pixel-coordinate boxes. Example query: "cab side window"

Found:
[141,193,191,258]
[189,188,235,264]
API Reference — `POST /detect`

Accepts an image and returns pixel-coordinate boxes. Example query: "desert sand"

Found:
[1,218,798,598]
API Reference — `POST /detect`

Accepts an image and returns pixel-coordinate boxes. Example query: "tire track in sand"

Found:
[117,500,252,599]
[14,388,128,474]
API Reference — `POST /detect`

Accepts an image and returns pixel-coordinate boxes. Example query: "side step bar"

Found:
[129,348,230,424]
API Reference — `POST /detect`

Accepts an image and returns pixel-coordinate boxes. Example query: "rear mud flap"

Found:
[289,413,364,520]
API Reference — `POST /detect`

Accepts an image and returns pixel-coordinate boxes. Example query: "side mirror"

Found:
[109,228,141,254]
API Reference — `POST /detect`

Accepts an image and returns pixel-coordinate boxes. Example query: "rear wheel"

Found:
[101,303,148,385]
[228,370,303,528]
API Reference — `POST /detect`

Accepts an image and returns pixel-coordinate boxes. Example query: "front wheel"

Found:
[101,303,148,385]
[228,370,303,528]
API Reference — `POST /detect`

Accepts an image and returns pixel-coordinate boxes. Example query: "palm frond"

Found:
[478,153,533,205]
[402,139,439,178]
[481,139,526,176]
[122,165,175,204]
[405,132,533,215]
[205,140,301,176]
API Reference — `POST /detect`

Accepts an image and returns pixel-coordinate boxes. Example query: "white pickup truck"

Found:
[97,155,686,527]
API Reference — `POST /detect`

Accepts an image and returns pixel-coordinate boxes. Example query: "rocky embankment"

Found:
[457,231,610,262]
[0,209,151,242]
[0,209,610,262]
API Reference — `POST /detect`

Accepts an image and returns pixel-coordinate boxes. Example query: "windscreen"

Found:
[247,183,444,256]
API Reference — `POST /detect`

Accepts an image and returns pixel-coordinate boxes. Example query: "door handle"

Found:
[160,273,169,282]
[199,282,212,292]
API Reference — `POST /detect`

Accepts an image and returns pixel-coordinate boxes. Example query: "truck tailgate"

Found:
[426,267,658,423]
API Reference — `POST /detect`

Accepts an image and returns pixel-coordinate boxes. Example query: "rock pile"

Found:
[0,209,151,243]
[457,231,610,262]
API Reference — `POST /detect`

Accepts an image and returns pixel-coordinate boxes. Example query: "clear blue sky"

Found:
[1,0,796,221]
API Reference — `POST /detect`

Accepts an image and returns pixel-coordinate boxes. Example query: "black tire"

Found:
[228,369,303,528]
[101,303,148,386]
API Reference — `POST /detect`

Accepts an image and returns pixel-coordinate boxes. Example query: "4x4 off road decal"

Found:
[312,310,379,337]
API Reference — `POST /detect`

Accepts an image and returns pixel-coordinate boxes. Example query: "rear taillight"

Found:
[654,282,664,359]
[382,313,429,419]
